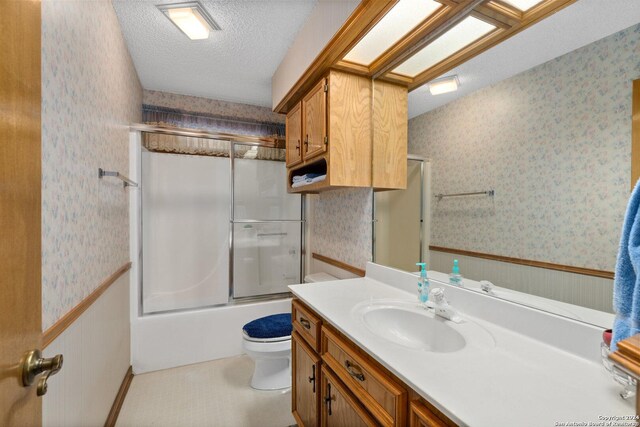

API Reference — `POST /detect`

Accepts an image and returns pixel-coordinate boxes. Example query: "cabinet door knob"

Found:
[324,383,332,416]
[308,365,316,393]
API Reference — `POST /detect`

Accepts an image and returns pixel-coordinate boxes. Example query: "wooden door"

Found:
[320,366,377,427]
[292,332,321,427]
[409,401,448,427]
[0,0,44,425]
[302,78,327,161]
[286,101,303,167]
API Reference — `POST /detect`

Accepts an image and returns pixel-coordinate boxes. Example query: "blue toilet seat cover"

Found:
[242,313,292,339]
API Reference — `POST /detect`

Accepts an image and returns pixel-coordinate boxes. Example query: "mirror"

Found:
[374,21,640,329]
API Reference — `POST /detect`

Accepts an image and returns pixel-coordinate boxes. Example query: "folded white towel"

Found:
[292,175,305,182]
[291,180,307,188]
[311,174,326,183]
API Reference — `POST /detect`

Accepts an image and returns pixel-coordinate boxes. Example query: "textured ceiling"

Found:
[112,0,317,107]
[408,0,640,118]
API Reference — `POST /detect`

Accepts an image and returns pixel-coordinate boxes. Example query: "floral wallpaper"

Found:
[311,188,373,269]
[42,0,142,329]
[143,90,285,124]
[409,23,640,272]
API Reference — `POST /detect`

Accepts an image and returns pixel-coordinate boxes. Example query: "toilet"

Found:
[242,272,338,390]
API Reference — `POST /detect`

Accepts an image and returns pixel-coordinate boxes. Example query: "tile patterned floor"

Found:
[116,355,296,427]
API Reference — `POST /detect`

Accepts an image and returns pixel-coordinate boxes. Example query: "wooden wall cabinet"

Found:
[285,70,407,193]
[303,78,328,162]
[291,299,455,427]
[286,101,303,167]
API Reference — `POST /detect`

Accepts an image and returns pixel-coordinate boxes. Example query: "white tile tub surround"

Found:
[43,273,130,427]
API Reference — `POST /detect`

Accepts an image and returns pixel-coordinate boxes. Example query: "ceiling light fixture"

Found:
[157,2,220,40]
[428,75,459,95]
[500,0,544,12]
[343,0,442,66]
[392,16,495,78]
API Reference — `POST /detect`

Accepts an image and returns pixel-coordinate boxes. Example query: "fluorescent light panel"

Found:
[158,2,220,40]
[429,75,459,95]
[500,0,544,11]
[343,0,441,66]
[392,16,495,78]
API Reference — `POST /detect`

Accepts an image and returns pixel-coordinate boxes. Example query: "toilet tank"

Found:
[303,272,338,283]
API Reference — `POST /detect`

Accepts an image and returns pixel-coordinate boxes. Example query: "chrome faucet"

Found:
[480,280,497,296]
[425,288,461,323]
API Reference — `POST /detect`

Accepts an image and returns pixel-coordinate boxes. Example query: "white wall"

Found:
[43,274,130,427]
[271,0,359,109]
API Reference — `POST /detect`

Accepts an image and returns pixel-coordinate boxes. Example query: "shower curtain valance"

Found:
[142,104,285,139]
[142,105,286,161]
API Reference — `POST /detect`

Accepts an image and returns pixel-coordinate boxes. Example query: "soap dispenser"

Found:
[416,262,430,303]
[449,259,462,286]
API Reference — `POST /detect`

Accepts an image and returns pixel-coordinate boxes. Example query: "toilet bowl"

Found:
[242,313,292,390]
[242,274,338,390]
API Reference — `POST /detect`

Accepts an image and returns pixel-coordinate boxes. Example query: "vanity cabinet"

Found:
[292,332,321,427]
[321,365,377,427]
[285,70,407,193]
[409,401,448,427]
[291,299,455,427]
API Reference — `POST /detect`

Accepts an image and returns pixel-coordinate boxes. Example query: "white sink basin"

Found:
[353,300,495,353]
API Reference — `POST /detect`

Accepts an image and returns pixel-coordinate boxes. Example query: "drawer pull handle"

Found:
[308,365,316,393]
[299,317,311,330]
[345,360,365,382]
[324,383,332,416]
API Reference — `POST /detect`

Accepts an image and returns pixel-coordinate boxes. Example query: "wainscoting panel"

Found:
[43,272,130,427]
[430,250,614,313]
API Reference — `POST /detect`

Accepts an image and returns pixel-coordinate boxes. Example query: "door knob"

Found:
[20,349,63,396]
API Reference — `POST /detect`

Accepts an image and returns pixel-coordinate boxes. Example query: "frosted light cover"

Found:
[343,0,441,66]
[392,16,495,78]
[500,0,544,11]
[167,7,211,40]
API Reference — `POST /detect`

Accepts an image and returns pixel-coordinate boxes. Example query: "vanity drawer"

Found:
[321,326,407,427]
[293,299,322,352]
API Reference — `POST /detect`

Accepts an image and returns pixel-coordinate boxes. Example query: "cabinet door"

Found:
[293,332,321,427]
[321,366,377,427]
[409,401,448,427]
[286,101,303,167]
[302,78,327,161]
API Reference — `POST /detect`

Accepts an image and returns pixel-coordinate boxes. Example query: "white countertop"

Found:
[289,270,634,427]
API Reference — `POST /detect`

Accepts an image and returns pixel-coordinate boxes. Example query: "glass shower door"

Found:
[232,144,302,298]
[142,145,231,314]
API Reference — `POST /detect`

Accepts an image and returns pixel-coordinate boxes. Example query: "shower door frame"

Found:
[229,141,305,302]
[134,125,305,317]
[372,155,426,266]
